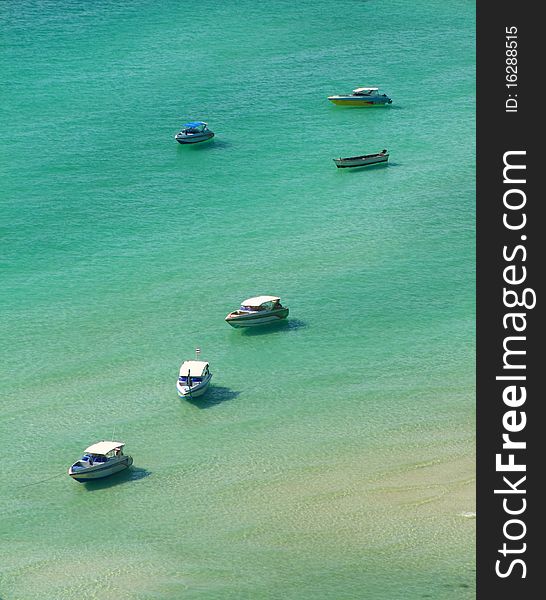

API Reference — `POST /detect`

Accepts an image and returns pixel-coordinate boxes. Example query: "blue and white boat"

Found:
[174,121,215,144]
[177,358,212,398]
[68,441,133,482]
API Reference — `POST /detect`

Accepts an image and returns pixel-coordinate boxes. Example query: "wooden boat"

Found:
[225,296,289,328]
[333,150,389,168]
[68,441,133,482]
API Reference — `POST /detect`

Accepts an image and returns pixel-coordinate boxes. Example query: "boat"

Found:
[328,87,392,106]
[68,441,133,482]
[174,121,215,144]
[225,296,289,328]
[177,351,212,398]
[333,150,389,168]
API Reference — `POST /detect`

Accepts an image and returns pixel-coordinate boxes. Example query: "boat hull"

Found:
[177,374,212,398]
[175,132,215,144]
[328,97,391,107]
[334,155,389,168]
[68,456,133,482]
[225,308,289,328]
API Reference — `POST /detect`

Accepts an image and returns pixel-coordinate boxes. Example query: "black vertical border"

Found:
[477,2,541,597]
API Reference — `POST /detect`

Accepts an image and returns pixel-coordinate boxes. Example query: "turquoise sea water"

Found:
[1,1,475,598]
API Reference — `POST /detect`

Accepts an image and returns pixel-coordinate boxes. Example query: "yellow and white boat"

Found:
[328,87,392,107]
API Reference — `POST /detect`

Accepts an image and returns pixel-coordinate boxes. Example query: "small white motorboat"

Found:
[333,149,389,168]
[177,352,212,398]
[328,87,392,106]
[68,441,133,482]
[225,296,289,328]
[174,121,214,144]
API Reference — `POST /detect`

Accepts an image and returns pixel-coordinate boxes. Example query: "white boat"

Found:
[68,441,133,482]
[177,357,212,398]
[328,87,392,106]
[225,296,289,328]
[174,121,215,144]
[333,149,389,168]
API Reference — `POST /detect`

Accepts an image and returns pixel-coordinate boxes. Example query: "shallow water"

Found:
[1,1,475,598]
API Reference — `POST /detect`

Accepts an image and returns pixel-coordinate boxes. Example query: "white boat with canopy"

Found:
[225,295,289,328]
[177,355,212,398]
[68,441,133,482]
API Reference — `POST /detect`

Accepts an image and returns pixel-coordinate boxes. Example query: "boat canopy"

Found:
[353,87,379,94]
[179,360,209,377]
[84,441,125,455]
[183,121,207,129]
[242,295,280,307]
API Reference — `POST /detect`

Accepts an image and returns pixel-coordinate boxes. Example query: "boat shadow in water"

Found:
[240,319,308,336]
[185,386,241,409]
[80,466,151,491]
